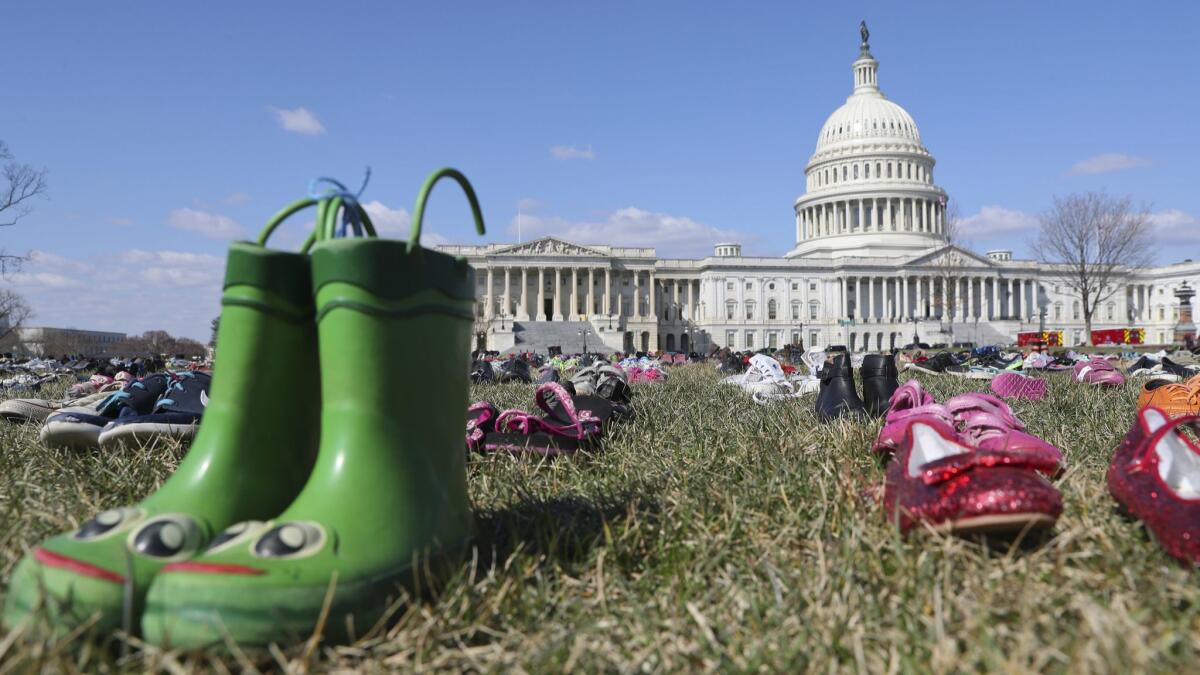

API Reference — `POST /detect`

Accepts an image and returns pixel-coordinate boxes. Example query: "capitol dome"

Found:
[787,24,947,260]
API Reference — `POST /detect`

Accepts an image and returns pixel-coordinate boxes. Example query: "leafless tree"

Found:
[1034,191,1154,345]
[0,288,32,342]
[0,141,48,273]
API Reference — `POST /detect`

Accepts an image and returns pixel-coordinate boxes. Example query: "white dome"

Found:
[815,94,921,153]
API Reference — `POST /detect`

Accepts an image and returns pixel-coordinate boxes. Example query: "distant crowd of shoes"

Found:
[0,361,213,450]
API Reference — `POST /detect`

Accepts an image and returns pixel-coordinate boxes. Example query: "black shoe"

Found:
[496,358,532,384]
[1161,357,1200,379]
[470,359,495,384]
[860,354,899,418]
[912,351,967,375]
[815,353,866,422]
[97,371,212,448]
[1126,355,1156,373]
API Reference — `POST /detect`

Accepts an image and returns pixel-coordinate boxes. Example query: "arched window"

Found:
[842,166,848,181]
[865,163,871,179]
[876,162,881,176]
[907,163,912,179]
[853,164,859,179]
[887,163,893,178]
[768,299,777,320]
[824,169,829,184]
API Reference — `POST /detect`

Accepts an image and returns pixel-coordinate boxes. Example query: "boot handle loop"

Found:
[257,198,318,246]
[409,168,486,251]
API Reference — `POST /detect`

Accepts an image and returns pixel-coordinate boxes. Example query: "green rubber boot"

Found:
[142,169,485,649]
[2,202,325,638]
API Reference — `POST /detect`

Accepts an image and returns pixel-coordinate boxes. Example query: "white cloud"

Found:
[1148,209,1200,247]
[957,205,1039,237]
[360,200,454,246]
[550,144,594,160]
[224,191,252,206]
[269,106,326,136]
[510,206,750,258]
[167,207,246,239]
[3,249,227,339]
[1068,153,1150,176]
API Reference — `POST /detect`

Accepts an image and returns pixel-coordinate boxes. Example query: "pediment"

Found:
[905,245,996,269]
[492,236,606,257]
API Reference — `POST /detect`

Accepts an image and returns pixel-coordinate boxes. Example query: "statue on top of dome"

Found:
[860,20,870,50]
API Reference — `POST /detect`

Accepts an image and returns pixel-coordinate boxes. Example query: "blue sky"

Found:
[3,1,1198,339]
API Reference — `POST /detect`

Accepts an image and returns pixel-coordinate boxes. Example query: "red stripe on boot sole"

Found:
[160,561,266,575]
[33,547,125,584]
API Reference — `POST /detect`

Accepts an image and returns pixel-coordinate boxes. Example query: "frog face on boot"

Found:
[3,508,209,635]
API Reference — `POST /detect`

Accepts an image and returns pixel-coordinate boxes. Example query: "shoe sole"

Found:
[934,513,1056,535]
[0,400,59,423]
[39,421,103,450]
[98,422,199,448]
[904,363,993,380]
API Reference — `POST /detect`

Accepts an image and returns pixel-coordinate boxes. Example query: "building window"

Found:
[809,282,818,291]
[791,302,800,320]
[768,282,775,290]
[791,330,801,345]
[842,166,848,181]
[907,163,912,179]
[768,332,778,348]
[1072,301,1080,320]
[1054,303,1062,321]
[865,163,871,179]
[745,282,752,290]
[791,282,799,291]
[726,301,736,320]
[768,300,777,320]
[1159,307,1165,320]
[726,330,736,347]
[853,164,859,179]
[746,302,755,320]
[809,301,819,320]
[809,330,819,347]
[726,281,734,291]
[887,163,893,178]
[745,331,755,348]
[1106,303,1114,321]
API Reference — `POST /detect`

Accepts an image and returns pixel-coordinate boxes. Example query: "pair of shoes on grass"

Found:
[468,379,633,456]
[904,351,998,380]
[38,371,211,450]
[815,352,898,421]
[3,169,486,650]
[1072,357,1126,388]
[0,384,122,424]
[872,380,1064,536]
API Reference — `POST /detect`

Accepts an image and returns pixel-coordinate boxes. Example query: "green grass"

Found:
[1,366,1197,672]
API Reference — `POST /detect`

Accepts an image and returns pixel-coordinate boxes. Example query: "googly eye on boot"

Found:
[129,514,204,561]
[75,507,145,541]
[252,522,326,559]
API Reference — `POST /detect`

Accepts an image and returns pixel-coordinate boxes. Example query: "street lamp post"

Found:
[578,326,591,354]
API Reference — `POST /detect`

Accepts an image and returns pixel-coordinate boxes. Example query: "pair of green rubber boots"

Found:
[3,169,484,648]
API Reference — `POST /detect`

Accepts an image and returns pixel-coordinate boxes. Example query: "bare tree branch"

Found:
[1033,191,1155,345]
[0,141,48,229]
[0,288,32,342]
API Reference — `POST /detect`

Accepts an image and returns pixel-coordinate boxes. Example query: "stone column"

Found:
[868,276,876,322]
[840,277,848,319]
[901,275,909,318]
[587,268,595,316]
[567,268,577,320]
[537,267,546,321]
[632,271,642,319]
[553,268,563,321]
[673,279,681,322]
[991,277,1000,321]
[520,267,529,320]
[649,271,658,320]
[688,279,695,322]
[502,267,511,316]
[857,200,864,231]
[1007,278,1015,319]
[485,267,495,319]
[604,268,612,315]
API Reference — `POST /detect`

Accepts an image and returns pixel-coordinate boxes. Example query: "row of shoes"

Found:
[872,379,1200,565]
[1,371,212,449]
[466,378,633,456]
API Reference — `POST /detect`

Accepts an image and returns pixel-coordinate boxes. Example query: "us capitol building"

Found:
[440,26,1198,354]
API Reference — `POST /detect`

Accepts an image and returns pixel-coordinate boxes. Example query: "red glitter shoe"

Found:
[1107,408,1200,565]
[883,416,1063,535]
